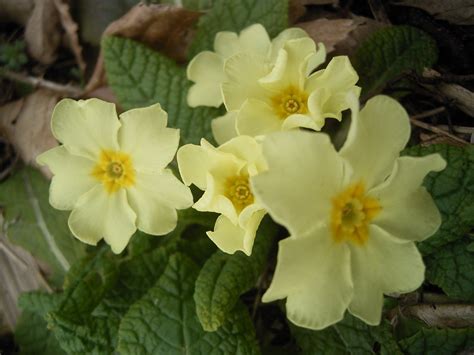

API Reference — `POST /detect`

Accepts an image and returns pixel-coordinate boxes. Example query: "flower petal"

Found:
[348,225,425,325]
[370,154,446,242]
[236,99,283,137]
[269,27,309,62]
[51,98,120,160]
[260,38,321,90]
[37,146,96,210]
[186,51,225,107]
[251,130,344,236]
[235,23,271,57]
[218,135,266,173]
[222,52,271,111]
[339,95,411,188]
[306,56,358,93]
[263,226,353,330]
[118,103,179,172]
[207,207,265,255]
[127,169,193,236]
[211,111,238,145]
[68,186,137,254]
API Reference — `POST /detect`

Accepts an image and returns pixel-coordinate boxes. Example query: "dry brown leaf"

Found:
[403,304,474,328]
[0,90,59,177]
[297,18,361,53]
[86,3,201,92]
[24,0,62,65]
[104,3,200,62]
[394,0,474,25]
[53,0,86,74]
[0,0,34,25]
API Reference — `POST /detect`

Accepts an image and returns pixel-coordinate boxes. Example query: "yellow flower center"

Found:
[91,150,135,193]
[271,85,308,119]
[330,181,381,245]
[225,175,254,212]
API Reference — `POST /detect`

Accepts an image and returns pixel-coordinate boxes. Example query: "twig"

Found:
[367,0,391,24]
[411,107,446,120]
[0,70,83,98]
[401,304,474,328]
[410,117,469,145]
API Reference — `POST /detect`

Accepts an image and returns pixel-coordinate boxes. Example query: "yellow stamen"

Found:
[225,175,254,212]
[330,181,382,245]
[91,150,135,193]
[271,85,308,119]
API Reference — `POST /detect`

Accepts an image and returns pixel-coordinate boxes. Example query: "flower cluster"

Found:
[38,23,445,330]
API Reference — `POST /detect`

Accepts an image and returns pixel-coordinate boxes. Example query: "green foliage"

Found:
[404,145,474,301]
[353,25,438,97]
[0,40,28,70]
[118,253,260,354]
[187,0,288,58]
[0,167,86,285]
[15,292,65,355]
[291,314,402,355]
[102,36,223,145]
[194,217,278,331]
[399,327,474,354]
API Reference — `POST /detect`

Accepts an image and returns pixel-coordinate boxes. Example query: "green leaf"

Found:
[403,144,474,301]
[353,25,438,97]
[0,167,86,285]
[102,36,224,145]
[118,252,260,354]
[424,237,474,301]
[15,292,65,355]
[291,314,402,355]
[194,217,278,331]
[399,327,474,354]
[187,0,288,58]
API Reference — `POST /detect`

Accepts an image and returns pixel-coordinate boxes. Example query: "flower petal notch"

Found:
[186,24,308,108]
[177,135,267,255]
[251,95,446,329]
[37,98,193,254]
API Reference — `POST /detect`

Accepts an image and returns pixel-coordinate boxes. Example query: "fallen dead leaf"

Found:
[53,0,86,74]
[423,69,474,117]
[24,0,62,65]
[297,16,384,55]
[86,3,201,92]
[0,0,34,25]
[394,0,474,25]
[298,18,359,53]
[0,89,60,177]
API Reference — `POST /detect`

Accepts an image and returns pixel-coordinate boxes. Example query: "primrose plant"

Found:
[38,23,445,334]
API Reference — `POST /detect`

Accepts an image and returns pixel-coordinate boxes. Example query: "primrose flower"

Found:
[213,37,359,143]
[177,136,266,255]
[251,95,446,330]
[37,99,193,254]
[187,23,308,108]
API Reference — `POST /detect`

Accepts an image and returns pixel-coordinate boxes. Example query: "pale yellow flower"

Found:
[177,136,266,255]
[37,99,193,254]
[187,23,308,108]
[251,95,446,330]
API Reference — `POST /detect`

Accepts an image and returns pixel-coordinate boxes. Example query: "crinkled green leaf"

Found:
[194,217,278,331]
[424,237,474,301]
[118,252,260,355]
[0,167,86,286]
[354,25,438,97]
[15,292,65,355]
[291,314,401,355]
[399,327,474,354]
[404,144,474,255]
[187,0,288,58]
[403,145,474,300]
[102,36,223,144]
